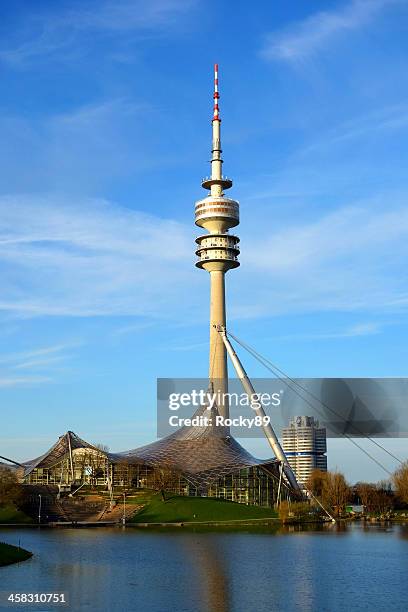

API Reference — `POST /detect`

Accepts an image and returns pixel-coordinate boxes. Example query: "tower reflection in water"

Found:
[182,534,230,612]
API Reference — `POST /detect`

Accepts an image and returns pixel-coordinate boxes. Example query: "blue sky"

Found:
[1,0,408,482]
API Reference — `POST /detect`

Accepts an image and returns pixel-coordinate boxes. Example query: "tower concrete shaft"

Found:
[209,269,227,412]
[195,65,240,420]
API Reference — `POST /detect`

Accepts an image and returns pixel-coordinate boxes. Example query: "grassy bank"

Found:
[0,505,34,524]
[130,494,278,524]
[0,542,32,567]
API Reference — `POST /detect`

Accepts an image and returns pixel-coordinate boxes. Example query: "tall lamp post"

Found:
[38,494,42,525]
[122,493,126,526]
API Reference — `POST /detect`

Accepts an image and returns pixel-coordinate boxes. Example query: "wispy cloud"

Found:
[112,321,156,336]
[66,0,196,32]
[0,195,196,318]
[0,99,161,193]
[0,343,79,388]
[0,0,196,66]
[12,355,69,370]
[231,195,408,318]
[300,103,408,154]
[0,344,78,366]
[246,203,408,273]
[2,190,408,323]
[0,376,52,388]
[282,322,382,341]
[260,0,402,62]
[338,322,381,337]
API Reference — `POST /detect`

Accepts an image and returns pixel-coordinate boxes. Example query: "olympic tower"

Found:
[195,65,240,420]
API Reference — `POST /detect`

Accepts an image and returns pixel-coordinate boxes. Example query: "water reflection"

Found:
[182,537,230,612]
[0,524,407,612]
[398,524,408,539]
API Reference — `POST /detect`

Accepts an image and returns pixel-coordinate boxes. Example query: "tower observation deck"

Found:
[195,65,240,420]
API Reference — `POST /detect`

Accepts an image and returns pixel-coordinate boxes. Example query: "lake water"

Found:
[0,523,407,611]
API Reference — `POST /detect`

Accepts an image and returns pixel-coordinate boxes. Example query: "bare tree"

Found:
[356,482,376,511]
[0,466,22,507]
[306,469,327,498]
[152,464,181,501]
[356,481,393,514]
[114,460,131,487]
[393,461,408,505]
[373,483,393,514]
[322,471,350,517]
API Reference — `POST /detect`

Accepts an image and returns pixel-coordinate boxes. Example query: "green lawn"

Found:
[130,494,278,523]
[123,490,157,505]
[0,542,32,567]
[0,505,34,524]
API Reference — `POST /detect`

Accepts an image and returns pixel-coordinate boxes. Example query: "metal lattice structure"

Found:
[19,404,294,505]
[22,432,103,475]
[110,405,282,490]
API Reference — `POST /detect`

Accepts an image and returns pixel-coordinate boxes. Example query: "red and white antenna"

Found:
[213,63,220,122]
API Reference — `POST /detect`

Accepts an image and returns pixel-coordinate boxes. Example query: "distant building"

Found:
[282,416,327,486]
